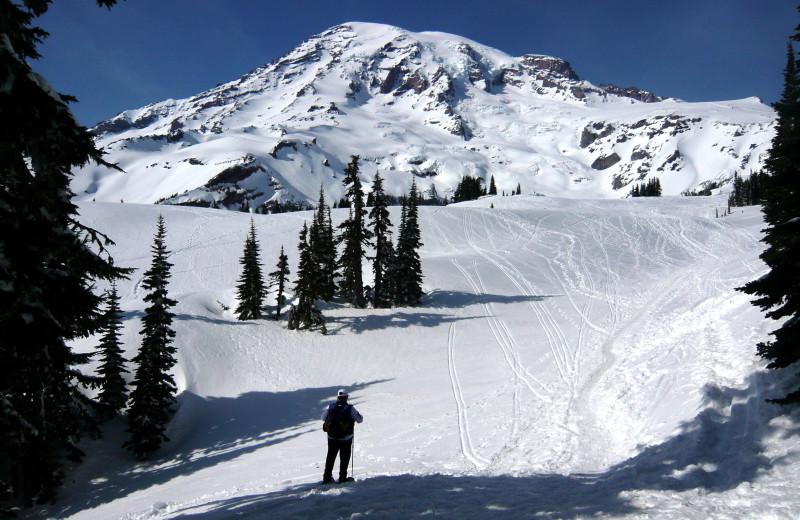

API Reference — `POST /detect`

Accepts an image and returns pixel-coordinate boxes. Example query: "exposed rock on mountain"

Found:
[74,22,775,208]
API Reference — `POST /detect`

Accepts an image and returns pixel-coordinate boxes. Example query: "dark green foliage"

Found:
[125,216,178,459]
[258,199,312,214]
[0,0,128,507]
[269,246,290,318]
[488,175,497,195]
[336,156,372,307]
[515,183,522,195]
[311,186,337,302]
[394,180,424,306]
[452,175,486,202]
[368,173,394,308]
[728,171,768,208]
[95,283,129,420]
[630,178,662,197]
[289,223,326,333]
[235,219,266,320]
[739,36,800,404]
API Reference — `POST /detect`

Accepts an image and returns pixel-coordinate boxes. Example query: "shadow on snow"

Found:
[322,290,553,334]
[163,371,797,519]
[42,381,388,518]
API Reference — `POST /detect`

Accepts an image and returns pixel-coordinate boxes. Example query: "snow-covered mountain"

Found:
[73,22,775,208]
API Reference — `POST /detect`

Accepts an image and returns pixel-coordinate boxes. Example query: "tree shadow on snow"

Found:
[324,310,483,335]
[166,371,797,520]
[323,290,552,334]
[423,289,554,309]
[41,381,388,519]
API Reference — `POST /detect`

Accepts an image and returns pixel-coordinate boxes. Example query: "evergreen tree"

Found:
[269,246,290,318]
[235,218,266,320]
[395,180,424,306]
[125,216,178,459]
[453,176,486,202]
[516,183,522,195]
[488,175,498,195]
[740,36,800,404]
[368,172,394,308]
[630,178,662,197]
[95,282,129,420]
[312,185,337,301]
[0,0,128,506]
[290,223,326,332]
[336,156,372,307]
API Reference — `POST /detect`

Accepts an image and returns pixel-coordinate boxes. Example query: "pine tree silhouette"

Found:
[269,246,290,318]
[395,180,424,306]
[125,216,178,459]
[290,223,326,332]
[336,156,372,307]
[95,282,129,420]
[368,172,394,308]
[0,0,128,505]
[740,37,800,404]
[235,218,266,320]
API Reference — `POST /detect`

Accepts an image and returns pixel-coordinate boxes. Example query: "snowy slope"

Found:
[71,23,775,208]
[29,195,799,520]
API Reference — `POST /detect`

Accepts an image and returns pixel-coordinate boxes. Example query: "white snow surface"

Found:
[30,194,800,519]
[71,22,775,207]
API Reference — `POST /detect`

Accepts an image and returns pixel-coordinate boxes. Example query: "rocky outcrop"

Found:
[591,153,621,170]
[599,84,662,103]
[521,55,580,81]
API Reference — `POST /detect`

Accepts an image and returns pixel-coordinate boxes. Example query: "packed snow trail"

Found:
[31,195,800,519]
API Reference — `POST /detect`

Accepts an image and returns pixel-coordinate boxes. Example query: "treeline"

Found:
[630,178,662,197]
[234,155,425,333]
[452,175,521,203]
[728,171,768,208]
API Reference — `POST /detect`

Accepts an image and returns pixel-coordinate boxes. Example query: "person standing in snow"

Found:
[321,389,363,484]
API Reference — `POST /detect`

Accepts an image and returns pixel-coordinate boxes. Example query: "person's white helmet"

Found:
[337,389,349,398]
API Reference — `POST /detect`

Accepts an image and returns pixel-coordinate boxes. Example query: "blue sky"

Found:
[35,0,799,126]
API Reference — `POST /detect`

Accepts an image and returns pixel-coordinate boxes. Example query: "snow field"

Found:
[33,194,800,519]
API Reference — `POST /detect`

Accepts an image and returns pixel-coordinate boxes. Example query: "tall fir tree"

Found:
[488,175,498,195]
[395,180,424,306]
[0,0,128,507]
[290,223,326,332]
[311,186,337,301]
[368,172,394,308]
[336,155,372,307]
[235,218,266,320]
[740,34,800,404]
[125,216,178,459]
[95,282,129,420]
[269,246,290,318]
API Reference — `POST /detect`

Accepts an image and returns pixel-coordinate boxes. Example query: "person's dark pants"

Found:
[323,437,352,482]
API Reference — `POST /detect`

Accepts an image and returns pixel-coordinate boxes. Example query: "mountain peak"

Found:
[77,23,774,209]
